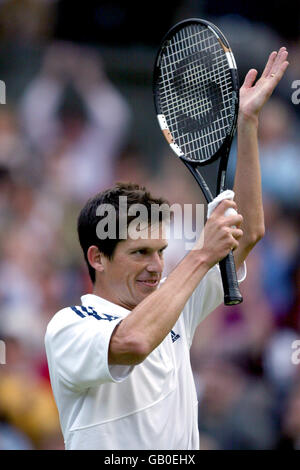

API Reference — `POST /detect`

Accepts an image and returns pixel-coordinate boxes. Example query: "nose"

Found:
[146,252,163,274]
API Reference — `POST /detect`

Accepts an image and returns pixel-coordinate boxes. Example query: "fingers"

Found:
[212,199,237,215]
[208,200,243,253]
[202,200,244,263]
[211,200,243,227]
[220,225,243,253]
[225,212,243,228]
[242,69,258,89]
[231,227,243,242]
[270,47,289,80]
[226,227,243,252]
[261,50,278,78]
[263,47,289,80]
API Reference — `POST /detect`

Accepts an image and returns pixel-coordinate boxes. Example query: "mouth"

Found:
[136,279,160,288]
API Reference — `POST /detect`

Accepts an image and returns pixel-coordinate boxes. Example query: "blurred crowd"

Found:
[0,0,300,450]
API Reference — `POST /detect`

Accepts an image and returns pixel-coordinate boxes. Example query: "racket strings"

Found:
[159,79,232,120]
[165,28,229,142]
[163,26,217,61]
[157,24,234,162]
[159,57,231,100]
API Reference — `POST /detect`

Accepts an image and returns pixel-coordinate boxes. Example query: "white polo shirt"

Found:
[45,264,246,450]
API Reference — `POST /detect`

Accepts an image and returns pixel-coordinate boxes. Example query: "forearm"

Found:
[109,202,243,366]
[109,250,210,364]
[233,112,265,268]
[233,47,289,266]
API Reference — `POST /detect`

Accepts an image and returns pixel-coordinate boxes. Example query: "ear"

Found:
[87,245,105,273]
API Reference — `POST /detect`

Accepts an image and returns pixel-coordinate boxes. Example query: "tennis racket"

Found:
[153,18,242,305]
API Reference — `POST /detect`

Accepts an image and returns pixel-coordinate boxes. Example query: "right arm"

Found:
[109,200,243,365]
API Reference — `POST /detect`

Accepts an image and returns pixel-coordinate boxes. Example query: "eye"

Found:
[133,249,147,255]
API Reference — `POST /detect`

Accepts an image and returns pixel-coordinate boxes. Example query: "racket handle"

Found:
[219,251,243,305]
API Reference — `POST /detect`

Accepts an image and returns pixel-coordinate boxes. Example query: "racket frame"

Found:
[153,18,243,305]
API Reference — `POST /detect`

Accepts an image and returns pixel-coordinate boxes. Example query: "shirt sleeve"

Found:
[45,308,134,391]
[182,262,246,348]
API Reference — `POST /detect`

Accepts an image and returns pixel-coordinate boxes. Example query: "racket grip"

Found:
[219,251,243,305]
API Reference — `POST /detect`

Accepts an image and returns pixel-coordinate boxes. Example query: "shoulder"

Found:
[45,306,75,341]
[45,303,122,342]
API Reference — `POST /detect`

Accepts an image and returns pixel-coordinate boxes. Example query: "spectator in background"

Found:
[0,334,64,449]
[226,96,300,324]
[279,378,300,449]
[258,208,299,322]
[0,107,40,186]
[197,356,278,449]
[258,97,300,208]
[0,0,55,44]
[190,248,274,369]
[287,250,300,332]
[19,42,131,202]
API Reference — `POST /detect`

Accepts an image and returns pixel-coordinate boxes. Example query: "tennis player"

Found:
[45,48,288,450]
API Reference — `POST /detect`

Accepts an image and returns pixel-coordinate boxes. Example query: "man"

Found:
[45,48,288,450]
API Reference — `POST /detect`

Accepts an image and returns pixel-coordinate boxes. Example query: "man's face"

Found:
[98,224,168,310]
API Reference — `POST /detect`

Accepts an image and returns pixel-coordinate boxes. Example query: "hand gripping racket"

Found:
[153,18,243,305]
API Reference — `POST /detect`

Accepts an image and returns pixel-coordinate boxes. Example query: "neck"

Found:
[92,283,135,311]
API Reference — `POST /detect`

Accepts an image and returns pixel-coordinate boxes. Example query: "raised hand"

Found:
[194,199,244,268]
[239,47,289,121]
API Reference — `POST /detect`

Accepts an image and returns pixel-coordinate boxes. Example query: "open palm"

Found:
[239,47,289,119]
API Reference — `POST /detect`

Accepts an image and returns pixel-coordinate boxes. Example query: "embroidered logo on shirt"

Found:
[71,306,119,321]
[170,330,180,343]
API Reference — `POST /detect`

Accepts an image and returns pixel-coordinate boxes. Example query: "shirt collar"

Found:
[81,293,130,318]
[81,278,167,319]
